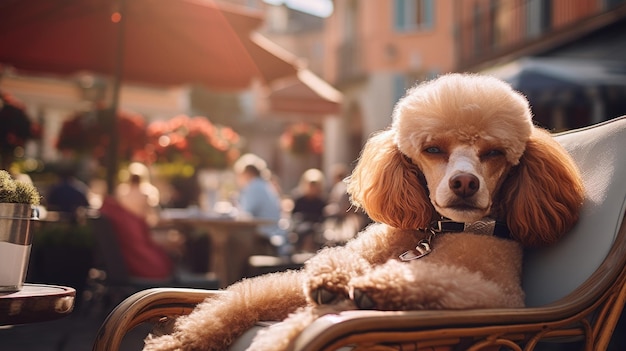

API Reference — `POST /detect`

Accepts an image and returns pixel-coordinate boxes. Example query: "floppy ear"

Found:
[346,129,435,229]
[495,128,584,247]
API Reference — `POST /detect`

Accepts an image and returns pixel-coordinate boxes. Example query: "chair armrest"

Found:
[290,307,555,350]
[92,288,226,351]
[291,275,626,351]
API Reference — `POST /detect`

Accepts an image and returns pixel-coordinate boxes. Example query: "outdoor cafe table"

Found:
[0,284,75,326]
[159,209,274,288]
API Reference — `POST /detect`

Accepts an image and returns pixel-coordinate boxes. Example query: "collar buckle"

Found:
[430,219,466,233]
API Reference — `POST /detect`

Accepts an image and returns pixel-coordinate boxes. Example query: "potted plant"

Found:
[28,217,94,298]
[23,164,94,297]
[0,170,40,291]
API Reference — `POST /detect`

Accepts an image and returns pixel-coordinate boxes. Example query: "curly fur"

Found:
[143,73,584,351]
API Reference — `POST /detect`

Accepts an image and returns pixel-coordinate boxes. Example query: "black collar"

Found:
[400,218,512,261]
[427,218,511,240]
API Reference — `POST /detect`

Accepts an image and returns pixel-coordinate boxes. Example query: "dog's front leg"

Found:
[349,258,520,311]
[304,223,406,306]
[247,300,357,351]
[143,270,306,351]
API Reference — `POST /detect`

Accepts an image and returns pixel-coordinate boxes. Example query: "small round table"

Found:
[0,283,75,325]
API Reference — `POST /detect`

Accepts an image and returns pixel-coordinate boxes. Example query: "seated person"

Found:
[323,164,370,244]
[99,196,173,280]
[115,163,160,227]
[46,165,90,219]
[235,155,288,256]
[291,169,327,252]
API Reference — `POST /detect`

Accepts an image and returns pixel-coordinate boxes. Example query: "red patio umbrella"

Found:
[0,0,300,192]
[266,68,342,116]
[0,0,299,89]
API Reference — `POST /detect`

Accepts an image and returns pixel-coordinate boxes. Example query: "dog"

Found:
[143,73,584,351]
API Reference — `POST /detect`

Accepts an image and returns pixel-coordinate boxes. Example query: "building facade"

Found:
[322,0,457,167]
[456,0,626,130]
[321,0,626,167]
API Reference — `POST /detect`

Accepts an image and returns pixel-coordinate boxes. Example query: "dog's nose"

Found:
[449,173,479,198]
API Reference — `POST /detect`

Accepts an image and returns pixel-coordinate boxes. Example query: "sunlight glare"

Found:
[263,0,333,18]
[111,11,122,23]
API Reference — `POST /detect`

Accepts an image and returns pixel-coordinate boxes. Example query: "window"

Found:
[526,0,551,38]
[394,0,434,32]
[472,4,485,55]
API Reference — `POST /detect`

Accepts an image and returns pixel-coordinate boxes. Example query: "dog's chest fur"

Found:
[379,225,522,288]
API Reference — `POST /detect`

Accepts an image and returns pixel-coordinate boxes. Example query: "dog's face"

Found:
[393,74,534,223]
[348,73,583,246]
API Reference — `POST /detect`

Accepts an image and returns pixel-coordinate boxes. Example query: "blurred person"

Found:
[117,164,217,276]
[99,195,174,280]
[234,153,289,256]
[104,164,203,278]
[324,164,351,218]
[46,162,90,219]
[100,195,220,285]
[115,162,160,226]
[290,168,327,252]
[323,163,369,244]
[292,168,327,222]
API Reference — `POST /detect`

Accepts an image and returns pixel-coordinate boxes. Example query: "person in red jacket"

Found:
[99,196,173,280]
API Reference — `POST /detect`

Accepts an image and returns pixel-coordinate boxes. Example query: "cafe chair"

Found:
[92,116,626,351]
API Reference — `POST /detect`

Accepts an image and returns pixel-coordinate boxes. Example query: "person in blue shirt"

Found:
[46,164,90,219]
[235,155,289,256]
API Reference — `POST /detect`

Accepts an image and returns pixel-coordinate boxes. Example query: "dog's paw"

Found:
[347,260,416,311]
[303,248,373,306]
[350,287,376,310]
[306,276,351,305]
[348,280,400,310]
[304,262,353,305]
[310,286,345,305]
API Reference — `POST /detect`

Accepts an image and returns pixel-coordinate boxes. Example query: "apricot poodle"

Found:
[143,73,584,351]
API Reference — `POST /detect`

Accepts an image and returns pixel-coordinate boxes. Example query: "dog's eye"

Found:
[424,146,443,154]
[482,149,503,158]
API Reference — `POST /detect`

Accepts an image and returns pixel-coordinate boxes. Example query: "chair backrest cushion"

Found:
[523,116,626,306]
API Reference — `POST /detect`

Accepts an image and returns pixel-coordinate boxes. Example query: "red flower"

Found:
[56,108,146,164]
[0,91,40,152]
[144,115,242,169]
[280,122,324,155]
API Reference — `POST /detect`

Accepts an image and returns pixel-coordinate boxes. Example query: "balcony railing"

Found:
[456,0,626,71]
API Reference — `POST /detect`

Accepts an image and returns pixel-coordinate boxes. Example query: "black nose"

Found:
[449,173,479,198]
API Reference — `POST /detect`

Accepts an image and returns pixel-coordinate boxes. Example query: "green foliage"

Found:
[33,222,94,248]
[0,170,41,205]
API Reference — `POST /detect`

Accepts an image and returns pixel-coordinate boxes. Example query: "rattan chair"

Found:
[92,116,626,351]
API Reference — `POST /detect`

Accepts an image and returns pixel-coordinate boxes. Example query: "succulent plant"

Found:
[0,170,40,205]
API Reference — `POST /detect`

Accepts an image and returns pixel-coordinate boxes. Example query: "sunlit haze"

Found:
[263,0,333,18]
